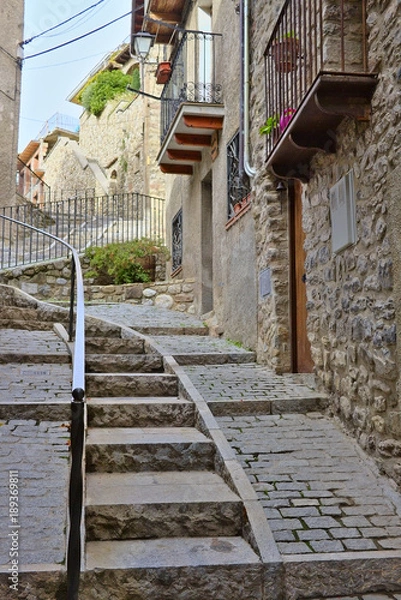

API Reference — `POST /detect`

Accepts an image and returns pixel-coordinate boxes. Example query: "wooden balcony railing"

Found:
[262,0,377,181]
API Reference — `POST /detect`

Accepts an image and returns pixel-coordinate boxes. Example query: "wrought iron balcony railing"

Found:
[160,30,223,143]
[262,0,377,180]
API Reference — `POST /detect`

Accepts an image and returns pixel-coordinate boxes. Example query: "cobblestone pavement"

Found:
[0,420,70,565]
[0,329,71,567]
[181,363,320,400]
[149,334,254,356]
[0,329,69,359]
[2,305,401,597]
[0,362,72,403]
[86,302,207,330]
[216,412,401,555]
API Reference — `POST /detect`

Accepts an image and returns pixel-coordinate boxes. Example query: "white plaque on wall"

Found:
[330,170,356,254]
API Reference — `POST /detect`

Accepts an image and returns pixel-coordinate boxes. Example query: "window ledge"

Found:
[225,199,252,230]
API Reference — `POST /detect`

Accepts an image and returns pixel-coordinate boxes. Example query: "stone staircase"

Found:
[81,329,264,599]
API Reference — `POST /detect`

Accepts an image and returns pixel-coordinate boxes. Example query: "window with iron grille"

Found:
[227,131,250,219]
[172,208,183,273]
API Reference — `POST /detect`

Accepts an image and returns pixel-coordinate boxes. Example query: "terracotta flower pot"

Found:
[272,38,300,73]
[155,61,172,85]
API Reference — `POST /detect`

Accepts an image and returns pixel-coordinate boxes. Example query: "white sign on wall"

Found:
[329,170,357,254]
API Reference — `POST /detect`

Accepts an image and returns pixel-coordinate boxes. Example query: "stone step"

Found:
[85,336,144,355]
[0,306,38,321]
[86,373,178,398]
[86,354,163,373]
[0,319,51,331]
[85,471,243,541]
[83,536,262,599]
[86,426,215,472]
[87,396,195,428]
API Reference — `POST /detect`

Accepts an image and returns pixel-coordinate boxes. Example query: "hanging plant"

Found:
[79,70,132,116]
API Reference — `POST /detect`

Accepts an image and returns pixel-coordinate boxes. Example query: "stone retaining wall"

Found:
[0,258,196,314]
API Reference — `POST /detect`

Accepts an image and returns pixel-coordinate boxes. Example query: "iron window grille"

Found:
[172,208,183,273]
[227,131,250,218]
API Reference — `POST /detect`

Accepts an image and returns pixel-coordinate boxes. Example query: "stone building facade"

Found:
[41,44,166,201]
[250,0,401,479]
[134,0,258,350]
[0,0,23,207]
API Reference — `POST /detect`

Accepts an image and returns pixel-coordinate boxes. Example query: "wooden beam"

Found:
[183,115,224,130]
[167,149,202,162]
[174,133,212,147]
[160,164,193,175]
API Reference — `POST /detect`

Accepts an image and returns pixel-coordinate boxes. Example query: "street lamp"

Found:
[131,32,155,61]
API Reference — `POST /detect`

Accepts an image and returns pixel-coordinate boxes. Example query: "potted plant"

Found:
[271,31,300,73]
[155,61,172,84]
[279,108,296,131]
[259,114,280,142]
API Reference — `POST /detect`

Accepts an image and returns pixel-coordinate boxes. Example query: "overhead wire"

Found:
[21,0,109,46]
[23,12,131,61]
[40,0,114,40]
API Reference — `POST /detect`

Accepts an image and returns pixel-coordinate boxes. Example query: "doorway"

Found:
[201,176,213,314]
[289,181,314,372]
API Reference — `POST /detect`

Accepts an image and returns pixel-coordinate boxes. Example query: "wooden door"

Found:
[289,181,313,373]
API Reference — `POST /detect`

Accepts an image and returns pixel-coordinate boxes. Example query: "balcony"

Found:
[157,31,224,175]
[262,0,378,182]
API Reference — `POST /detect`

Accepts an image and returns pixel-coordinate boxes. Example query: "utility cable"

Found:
[21,0,108,46]
[23,12,131,61]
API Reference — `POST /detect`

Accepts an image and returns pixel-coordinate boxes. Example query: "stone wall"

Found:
[0,0,23,207]
[42,52,166,202]
[43,138,98,195]
[251,0,401,478]
[0,258,197,314]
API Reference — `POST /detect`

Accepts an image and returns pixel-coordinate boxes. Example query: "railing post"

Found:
[69,258,76,342]
[67,387,85,600]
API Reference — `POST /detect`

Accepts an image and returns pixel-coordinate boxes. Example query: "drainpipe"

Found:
[240,0,256,178]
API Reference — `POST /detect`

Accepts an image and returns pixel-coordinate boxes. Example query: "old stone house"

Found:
[20,44,166,202]
[250,0,401,480]
[133,0,401,478]
[17,114,79,203]
[131,0,259,351]
[0,0,23,207]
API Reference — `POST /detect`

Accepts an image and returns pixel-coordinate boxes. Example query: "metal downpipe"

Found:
[241,0,256,178]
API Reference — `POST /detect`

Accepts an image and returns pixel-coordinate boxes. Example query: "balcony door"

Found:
[289,181,313,373]
[197,7,212,102]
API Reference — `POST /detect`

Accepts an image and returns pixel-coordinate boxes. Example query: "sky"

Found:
[19,0,132,151]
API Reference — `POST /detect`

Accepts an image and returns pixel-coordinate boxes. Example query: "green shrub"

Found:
[79,70,132,116]
[84,239,169,285]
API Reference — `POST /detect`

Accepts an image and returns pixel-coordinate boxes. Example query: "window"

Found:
[227,131,250,218]
[172,208,183,273]
[330,170,356,253]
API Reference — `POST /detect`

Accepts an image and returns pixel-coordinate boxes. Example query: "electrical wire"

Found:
[22,0,109,46]
[23,12,131,61]
[40,0,114,40]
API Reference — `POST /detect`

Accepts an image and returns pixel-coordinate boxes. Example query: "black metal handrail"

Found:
[0,192,166,270]
[0,214,85,599]
[160,30,223,142]
[263,0,369,157]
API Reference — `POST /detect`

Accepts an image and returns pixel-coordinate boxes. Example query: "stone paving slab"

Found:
[0,363,72,403]
[0,329,69,362]
[86,303,208,333]
[0,419,70,566]
[149,334,253,355]
[216,412,401,556]
[181,364,322,402]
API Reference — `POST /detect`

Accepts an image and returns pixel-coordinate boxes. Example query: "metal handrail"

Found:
[0,214,85,599]
[0,192,166,271]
